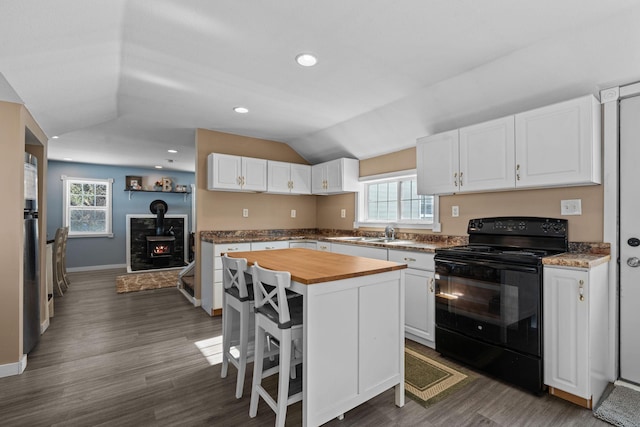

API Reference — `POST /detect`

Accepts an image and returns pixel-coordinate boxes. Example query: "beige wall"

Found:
[0,101,47,366]
[358,147,604,241]
[194,129,318,301]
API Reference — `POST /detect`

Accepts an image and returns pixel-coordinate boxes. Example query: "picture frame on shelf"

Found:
[175,184,187,192]
[126,175,142,190]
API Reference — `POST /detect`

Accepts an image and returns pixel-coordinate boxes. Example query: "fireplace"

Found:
[146,236,176,265]
[126,213,188,273]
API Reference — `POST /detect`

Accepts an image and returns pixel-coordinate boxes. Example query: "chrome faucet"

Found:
[384,225,395,240]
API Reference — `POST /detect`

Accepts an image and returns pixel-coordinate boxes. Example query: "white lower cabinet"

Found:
[250,240,289,251]
[388,249,435,348]
[200,241,251,316]
[543,263,609,408]
[330,243,388,260]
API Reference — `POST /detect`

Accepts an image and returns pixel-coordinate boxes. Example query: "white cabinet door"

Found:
[208,153,242,190]
[311,158,359,194]
[544,267,589,399]
[208,153,266,192]
[459,116,515,192]
[515,95,601,188]
[417,129,459,195]
[330,243,387,260]
[267,160,292,193]
[290,163,312,194]
[389,249,435,347]
[267,161,312,194]
[241,156,267,192]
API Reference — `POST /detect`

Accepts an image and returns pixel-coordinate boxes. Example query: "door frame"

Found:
[601,81,640,382]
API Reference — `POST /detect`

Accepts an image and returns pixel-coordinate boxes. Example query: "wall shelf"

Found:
[125,189,191,201]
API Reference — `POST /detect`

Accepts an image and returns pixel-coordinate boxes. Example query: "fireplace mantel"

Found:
[126,214,188,273]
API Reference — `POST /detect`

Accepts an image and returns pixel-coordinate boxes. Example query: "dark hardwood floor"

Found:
[0,269,608,426]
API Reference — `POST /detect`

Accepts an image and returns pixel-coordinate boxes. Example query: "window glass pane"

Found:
[70,194,82,206]
[95,184,107,196]
[368,184,378,202]
[368,201,378,220]
[379,183,388,201]
[69,209,106,233]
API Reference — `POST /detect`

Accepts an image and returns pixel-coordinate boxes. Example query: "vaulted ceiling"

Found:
[2,1,640,172]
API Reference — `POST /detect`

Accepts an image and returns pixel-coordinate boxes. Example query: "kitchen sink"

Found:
[328,236,417,245]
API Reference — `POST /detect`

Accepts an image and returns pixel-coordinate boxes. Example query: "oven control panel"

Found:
[468,216,567,237]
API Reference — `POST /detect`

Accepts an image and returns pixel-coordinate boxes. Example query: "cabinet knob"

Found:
[627,257,640,268]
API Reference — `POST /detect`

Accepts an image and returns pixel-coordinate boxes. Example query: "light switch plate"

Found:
[561,199,582,215]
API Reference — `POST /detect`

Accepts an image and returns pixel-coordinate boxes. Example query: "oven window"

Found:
[435,261,541,357]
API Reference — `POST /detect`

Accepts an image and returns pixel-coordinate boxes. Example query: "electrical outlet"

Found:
[452,206,459,217]
[561,199,582,215]
[341,209,346,218]
[291,209,296,218]
[242,208,249,218]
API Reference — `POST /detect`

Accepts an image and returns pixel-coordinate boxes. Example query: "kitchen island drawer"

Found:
[388,249,434,270]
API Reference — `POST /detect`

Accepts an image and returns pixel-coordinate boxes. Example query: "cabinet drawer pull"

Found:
[403,257,416,262]
[453,172,458,187]
[579,279,585,301]
[429,277,434,292]
[459,172,463,187]
[516,164,521,181]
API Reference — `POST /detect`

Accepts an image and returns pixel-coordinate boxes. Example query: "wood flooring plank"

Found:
[0,268,609,426]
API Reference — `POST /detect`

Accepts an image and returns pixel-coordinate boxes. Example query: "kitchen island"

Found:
[228,248,407,427]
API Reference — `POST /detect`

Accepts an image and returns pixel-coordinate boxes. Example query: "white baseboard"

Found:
[178,286,201,307]
[0,354,27,378]
[614,379,640,392]
[67,263,127,272]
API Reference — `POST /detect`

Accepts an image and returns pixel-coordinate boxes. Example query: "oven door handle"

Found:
[437,259,539,274]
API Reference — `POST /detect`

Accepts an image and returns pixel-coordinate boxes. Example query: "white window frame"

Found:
[355,169,440,231]
[62,175,114,238]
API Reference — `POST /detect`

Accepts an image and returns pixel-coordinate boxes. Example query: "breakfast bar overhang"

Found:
[228,248,407,427]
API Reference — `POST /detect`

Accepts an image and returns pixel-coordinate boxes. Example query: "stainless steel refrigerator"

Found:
[24,153,40,354]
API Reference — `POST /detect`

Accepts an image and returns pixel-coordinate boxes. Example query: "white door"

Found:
[620,95,640,384]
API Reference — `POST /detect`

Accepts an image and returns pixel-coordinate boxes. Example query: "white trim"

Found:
[178,286,201,307]
[67,263,126,272]
[614,379,640,392]
[62,176,114,238]
[0,354,27,378]
[620,82,640,99]
[125,214,189,273]
[358,168,417,182]
[40,317,50,334]
[601,85,620,383]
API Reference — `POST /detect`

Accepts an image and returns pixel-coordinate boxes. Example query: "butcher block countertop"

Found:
[227,248,406,284]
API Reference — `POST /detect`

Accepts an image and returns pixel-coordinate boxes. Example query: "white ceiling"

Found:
[2,0,640,172]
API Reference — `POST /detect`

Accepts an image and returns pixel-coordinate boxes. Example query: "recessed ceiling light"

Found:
[155,165,163,169]
[51,136,59,139]
[295,53,318,67]
[233,106,249,114]
[167,149,178,153]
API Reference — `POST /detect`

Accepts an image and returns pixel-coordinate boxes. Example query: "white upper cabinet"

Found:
[514,95,601,188]
[311,158,360,194]
[207,153,267,192]
[417,117,515,195]
[267,160,311,195]
[459,116,515,192]
[417,129,459,195]
[417,94,601,195]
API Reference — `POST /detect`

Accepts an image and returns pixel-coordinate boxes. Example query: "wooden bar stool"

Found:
[220,254,254,399]
[249,262,303,427]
